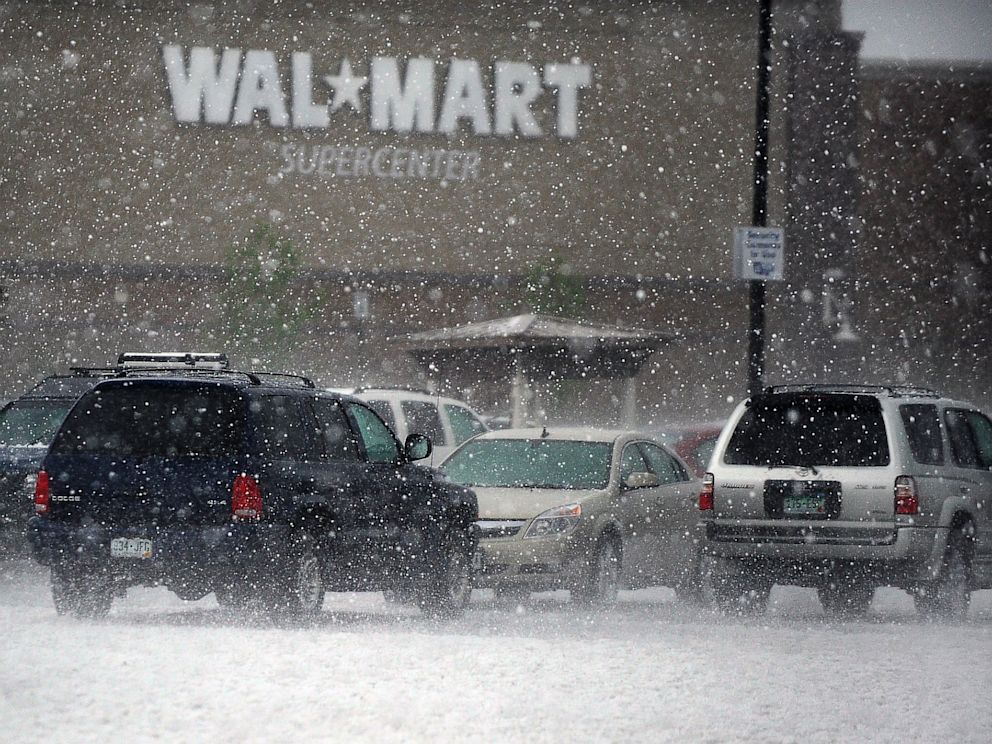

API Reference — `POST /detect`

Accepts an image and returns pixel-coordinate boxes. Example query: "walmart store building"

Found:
[1,0,990,421]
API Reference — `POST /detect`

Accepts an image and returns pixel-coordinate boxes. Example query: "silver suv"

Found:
[701,385,992,618]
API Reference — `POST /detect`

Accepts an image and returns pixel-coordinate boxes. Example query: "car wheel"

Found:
[573,537,621,608]
[674,553,712,606]
[417,530,473,620]
[914,528,972,621]
[818,581,874,619]
[52,567,112,618]
[270,537,325,618]
[51,567,80,616]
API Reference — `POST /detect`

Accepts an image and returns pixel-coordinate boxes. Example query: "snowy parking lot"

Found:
[2,560,990,743]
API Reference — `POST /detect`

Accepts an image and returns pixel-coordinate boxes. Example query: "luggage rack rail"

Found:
[763,383,939,398]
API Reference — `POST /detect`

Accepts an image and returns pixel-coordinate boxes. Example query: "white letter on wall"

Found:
[436,59,491,136]
[233,49,289,127]
[162,45,241,124]
[545,62,592,139]
[291,52,329,128]
[494,61,542,137]
[370,57,436,133]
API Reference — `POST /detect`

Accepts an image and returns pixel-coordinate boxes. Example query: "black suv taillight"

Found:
[894,475,918,515]
[232,474,262,521]
[34,470,51,516]
[699,472,714,511]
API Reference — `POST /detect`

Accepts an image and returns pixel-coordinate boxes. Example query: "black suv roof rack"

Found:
[252,372,315,389]
[116,367,316,389]
[763,383,940,398]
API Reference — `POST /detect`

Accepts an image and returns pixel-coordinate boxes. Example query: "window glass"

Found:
[445,404,486,444]
[312,398,359,462]
[362,399,396,433]
[444,439,611,489]
[724,395,890,467]
[965,411,992,469]
[251,395,323,462]
[51,383,243,457]
[639,443,686,484]
[0,399,74,446]
[401,400,446,445]
[900,404,944,465]
[620,444,648,482]
[347,403,400,463]
[945,409,980,469]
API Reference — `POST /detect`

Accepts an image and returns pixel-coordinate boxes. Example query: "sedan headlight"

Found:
[523,503,582,539]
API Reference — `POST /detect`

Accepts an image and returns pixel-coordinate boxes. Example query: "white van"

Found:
[350,388,488,465]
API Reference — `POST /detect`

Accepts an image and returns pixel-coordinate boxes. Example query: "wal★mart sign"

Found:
[162,45,593,139]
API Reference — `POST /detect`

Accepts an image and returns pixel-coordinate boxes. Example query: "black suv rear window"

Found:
[51,384,243,458]
[724,395,890,467]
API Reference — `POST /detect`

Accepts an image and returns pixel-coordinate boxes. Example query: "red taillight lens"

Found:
[232,474,262,522]
[894,475,918,515]
[699,472,714,511]
[34,470,51,516]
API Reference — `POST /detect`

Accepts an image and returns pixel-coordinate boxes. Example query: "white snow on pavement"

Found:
[2,562,991,743]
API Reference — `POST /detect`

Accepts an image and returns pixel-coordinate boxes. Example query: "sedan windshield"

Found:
[443,439,611,489]
[0,400,74,446]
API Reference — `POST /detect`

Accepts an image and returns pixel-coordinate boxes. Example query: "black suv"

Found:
[27,362,478,618]
[0,367,116,556]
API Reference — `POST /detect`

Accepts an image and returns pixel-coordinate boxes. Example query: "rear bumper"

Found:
[704,521,946,587]
[27,516,290,573]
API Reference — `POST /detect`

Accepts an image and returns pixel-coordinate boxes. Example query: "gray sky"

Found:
[843,0,992,61]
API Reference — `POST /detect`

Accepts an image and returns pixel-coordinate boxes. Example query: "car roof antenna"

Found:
[540,426,550,439]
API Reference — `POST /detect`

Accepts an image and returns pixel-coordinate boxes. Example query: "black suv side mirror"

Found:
[404,433,432,462]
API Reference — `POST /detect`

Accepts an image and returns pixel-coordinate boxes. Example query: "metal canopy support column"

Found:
[511,354,525,427]
[622,376,638,428]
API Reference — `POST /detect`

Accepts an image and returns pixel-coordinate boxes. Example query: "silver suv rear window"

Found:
[724,395,890,467]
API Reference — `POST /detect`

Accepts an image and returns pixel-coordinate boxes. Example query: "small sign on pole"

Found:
[733,226,785,281]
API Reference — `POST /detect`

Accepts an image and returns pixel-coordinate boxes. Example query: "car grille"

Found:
[708,523,898,546]
[475,519,527,539]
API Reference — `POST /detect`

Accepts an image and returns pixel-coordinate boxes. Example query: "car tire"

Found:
[573,537,621,608]
[269,537,325,618]
[817,581,874,619]
[674,552,712,606]
[914,527,972,621]
[417,530,473,620]
[52,566,112,618]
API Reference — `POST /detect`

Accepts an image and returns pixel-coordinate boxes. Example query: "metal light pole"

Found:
[747,0,773,398]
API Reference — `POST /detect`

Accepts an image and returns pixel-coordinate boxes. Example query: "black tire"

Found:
[674,552,711,606]
[914,528,972,621]
[52,566,112,618]
[573,537,621,608]
[818,581,874,619]
[417,531,473,620]
[269,539,325,618]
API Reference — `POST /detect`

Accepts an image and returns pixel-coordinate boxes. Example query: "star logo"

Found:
[324,58,368,113]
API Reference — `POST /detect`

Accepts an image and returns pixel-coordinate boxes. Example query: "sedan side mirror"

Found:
[624,471,660,490]
[404,432,432,462]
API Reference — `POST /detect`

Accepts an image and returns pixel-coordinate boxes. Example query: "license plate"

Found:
[110,537,153,559]
[783,494,827,516]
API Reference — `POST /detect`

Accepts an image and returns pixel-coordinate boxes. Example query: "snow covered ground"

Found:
[2,560,990,743]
